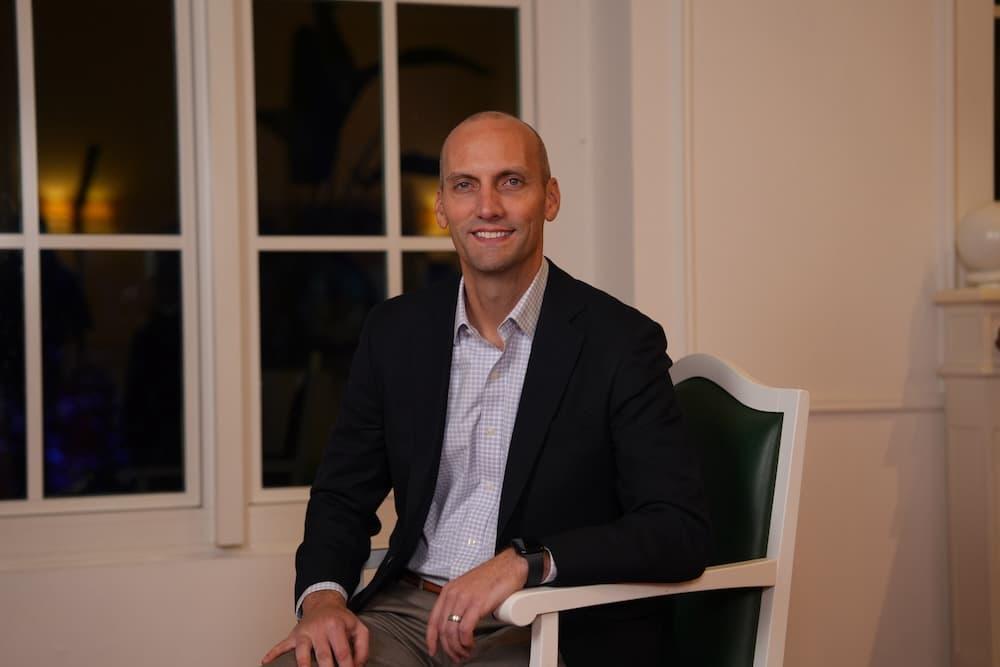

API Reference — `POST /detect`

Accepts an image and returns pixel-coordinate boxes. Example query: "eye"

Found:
[453,180,473,192]
[504,177,523,188]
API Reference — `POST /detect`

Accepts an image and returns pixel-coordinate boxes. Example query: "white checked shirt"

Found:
[296,260,553,615]
[408,259,550,583]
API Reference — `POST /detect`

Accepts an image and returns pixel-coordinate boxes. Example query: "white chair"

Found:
[495,353,810,667]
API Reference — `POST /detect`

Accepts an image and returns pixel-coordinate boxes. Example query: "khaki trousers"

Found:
[266,580,565,667]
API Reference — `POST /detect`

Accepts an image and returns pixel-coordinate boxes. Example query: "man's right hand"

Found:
[261,590,370,667]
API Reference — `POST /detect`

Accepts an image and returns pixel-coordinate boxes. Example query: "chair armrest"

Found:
[494,558,777,626]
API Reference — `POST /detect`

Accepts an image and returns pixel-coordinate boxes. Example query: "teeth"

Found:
[475,231,510,239]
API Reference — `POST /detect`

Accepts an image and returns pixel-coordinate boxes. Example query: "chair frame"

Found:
[494,353,810,667]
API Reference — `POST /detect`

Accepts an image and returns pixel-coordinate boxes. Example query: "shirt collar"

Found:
[454,259,549,343]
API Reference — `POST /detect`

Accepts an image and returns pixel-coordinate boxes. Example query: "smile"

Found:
[473,230,513,239]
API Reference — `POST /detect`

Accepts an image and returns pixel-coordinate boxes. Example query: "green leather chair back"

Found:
[669,376,784,666]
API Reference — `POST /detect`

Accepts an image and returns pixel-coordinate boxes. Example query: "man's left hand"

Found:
[425,547,537,663]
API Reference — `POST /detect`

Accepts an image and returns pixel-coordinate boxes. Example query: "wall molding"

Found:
[809,397,944,415]
[630,0,693,356]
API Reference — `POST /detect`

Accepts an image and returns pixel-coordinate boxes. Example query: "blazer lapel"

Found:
[401,280,459,548]
[497,263,585,538]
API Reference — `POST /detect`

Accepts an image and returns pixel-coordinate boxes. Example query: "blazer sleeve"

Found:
[294,311,392,605]
[540,318,711,585]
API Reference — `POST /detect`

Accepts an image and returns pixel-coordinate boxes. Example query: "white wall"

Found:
[0,553,294,667]
[537,0,634,304]
[788,413,949,665]
[630,0,952,664]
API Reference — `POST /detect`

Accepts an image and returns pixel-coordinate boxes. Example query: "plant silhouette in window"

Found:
[255,2,488,234]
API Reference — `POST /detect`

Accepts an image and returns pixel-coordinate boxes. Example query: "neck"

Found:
[462,257,543,348]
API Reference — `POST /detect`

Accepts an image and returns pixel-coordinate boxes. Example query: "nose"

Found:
[476,184,504,221]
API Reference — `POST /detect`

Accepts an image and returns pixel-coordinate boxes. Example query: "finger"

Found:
[441,610,471,662]
[425,620,439,657]
[434,596,460,661]
[440,619,460,664]
[261,637,296,664]
[446,633,472,664]
[351,621,370,666]
[294,639,313,667]
[313,637,335,667]
[329,624,356,667]
[458,606,479,652]
[443,631,470,664]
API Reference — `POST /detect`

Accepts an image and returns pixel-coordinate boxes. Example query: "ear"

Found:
[435,189,448,230]
[544,177,561,221]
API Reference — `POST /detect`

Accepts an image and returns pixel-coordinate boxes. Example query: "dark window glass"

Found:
[0,0,19,233]
[41,250,184,496]
[0,251,25,499]
[33,0,179,235]
[254,0,384,236]
[397,4,518,236]
[403,251,461,293]
[260,251,385,487]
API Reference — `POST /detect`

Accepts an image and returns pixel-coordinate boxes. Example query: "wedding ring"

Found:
[448,614,462,623]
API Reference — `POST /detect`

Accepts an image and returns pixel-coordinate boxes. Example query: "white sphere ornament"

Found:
[957,202,1000,287]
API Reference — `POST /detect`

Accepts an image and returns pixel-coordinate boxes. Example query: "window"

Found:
[245,0,525,510]
[1,0,533,557]
[1,0,199,529]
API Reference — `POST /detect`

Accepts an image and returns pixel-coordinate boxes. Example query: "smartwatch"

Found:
[511,538,547,587]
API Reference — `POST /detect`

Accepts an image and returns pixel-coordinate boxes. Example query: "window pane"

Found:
[254,0,384,236]
[33,0,179,235]
[42,250,184,496]
[397,4,518,236]
[260,252,386,487]
[0,251,25,499]
[403,251,461,293]
[0,0,19,233]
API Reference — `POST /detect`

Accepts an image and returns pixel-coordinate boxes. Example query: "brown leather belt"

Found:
[400,570,444,594]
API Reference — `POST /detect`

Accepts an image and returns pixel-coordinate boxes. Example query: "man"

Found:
[262,112,709,667]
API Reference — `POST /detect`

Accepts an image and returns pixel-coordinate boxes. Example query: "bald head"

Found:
[439,111,551,185]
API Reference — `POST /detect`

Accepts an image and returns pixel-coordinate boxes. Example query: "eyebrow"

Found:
[444,172,478,183]
[444,167,530,183]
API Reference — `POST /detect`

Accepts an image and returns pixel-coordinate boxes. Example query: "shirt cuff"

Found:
[295,582,349,619]
[541,548,558,584]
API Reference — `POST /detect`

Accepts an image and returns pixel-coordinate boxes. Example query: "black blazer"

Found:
[295,261,710,665]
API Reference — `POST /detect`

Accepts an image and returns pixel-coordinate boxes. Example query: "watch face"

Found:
[513,538,545,555]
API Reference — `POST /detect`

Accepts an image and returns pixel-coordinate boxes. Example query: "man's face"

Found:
[436,118,560,282]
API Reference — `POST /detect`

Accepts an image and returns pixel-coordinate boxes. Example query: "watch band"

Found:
[511,538,546,587]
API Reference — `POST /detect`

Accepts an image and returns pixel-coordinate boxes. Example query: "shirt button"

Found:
[484,481,496,491]
[467,538,478,546]
[485,427,496,436]
[490,371,500,381]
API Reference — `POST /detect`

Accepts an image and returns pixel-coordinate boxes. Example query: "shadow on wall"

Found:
[868,270,949,666]
[784,269,949,666]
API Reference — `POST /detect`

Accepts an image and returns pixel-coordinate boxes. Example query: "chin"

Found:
[465,262,512,276]
[461,252,512,274]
